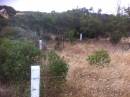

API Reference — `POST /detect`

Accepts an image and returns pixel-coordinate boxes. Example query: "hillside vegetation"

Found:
[0,5,130,97]
[0,6,130,43]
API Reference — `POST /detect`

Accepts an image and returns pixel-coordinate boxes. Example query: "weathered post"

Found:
[39,40,42,50]
[80,33,83,41]
[31,65,40,97]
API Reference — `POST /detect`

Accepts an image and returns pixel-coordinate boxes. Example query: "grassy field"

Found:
[55,38,130,97]
[1,38,130,97]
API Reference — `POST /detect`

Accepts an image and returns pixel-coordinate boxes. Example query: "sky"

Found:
[0,0,130,14]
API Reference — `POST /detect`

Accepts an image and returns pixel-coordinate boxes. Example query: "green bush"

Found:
[67,30,75,43]
[1,26,17,38]
[110,31,122,44]
[87,49,110,66]
[0,39,41,81]
[48,51,68,78]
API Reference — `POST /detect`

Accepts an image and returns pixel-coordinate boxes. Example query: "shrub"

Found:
[87,49,110,66]
[1,26,17,38]
[110,31,122,44]
[67,30,75,43]
[48,51,68,78]
[0,39,41,81]
[41,51,68,97]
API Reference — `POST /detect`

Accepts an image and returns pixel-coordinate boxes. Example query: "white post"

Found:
[80,33,83,41]
[39,40,42,50]
[31,65,40,97]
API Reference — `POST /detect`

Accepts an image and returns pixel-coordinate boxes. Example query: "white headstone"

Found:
[31,65,40,97]
[80,33,83,41]
[39,40,42,50]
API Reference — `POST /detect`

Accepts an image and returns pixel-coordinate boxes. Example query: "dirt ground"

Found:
[55,38,130,97]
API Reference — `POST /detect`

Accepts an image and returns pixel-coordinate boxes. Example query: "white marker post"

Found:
[80,33,83,41]
[39,40,42,50]
[31,65,40,97]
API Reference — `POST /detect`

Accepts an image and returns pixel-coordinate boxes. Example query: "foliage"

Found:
[80,15,103,38]
[67,30,75,43]
[0,39,41,81]
[110,30,122,44]
[48,51,68,78]
[1,26,17,38]
[87,49,111,66]
[0,17,8,32]
[124,7,130,16]
[0,6,129,43]
[9,7,130,42]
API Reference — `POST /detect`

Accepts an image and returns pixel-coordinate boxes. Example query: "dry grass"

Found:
[2,39,130,97]
[56,39,130,97]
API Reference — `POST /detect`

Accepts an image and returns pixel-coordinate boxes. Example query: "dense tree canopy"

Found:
[10,7,129,41]
[0,6,130,43]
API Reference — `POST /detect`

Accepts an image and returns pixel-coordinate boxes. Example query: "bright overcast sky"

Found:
[0,0,130,14]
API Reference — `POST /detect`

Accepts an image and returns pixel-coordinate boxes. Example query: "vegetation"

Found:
[67,30,75,43]
[48,51,68,78]
[0,6,130,44]
[41,51,68,97]
[110,30,123,44]
[6,7,129,43]
[0,5,130,97]
[87,49,111,66]
[0,39,41,81]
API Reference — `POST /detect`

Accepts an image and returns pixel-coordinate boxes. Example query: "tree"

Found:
[7,6,130,42]
[98,8,102,14]
[124,7,130,16]
[80,15,103,38]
